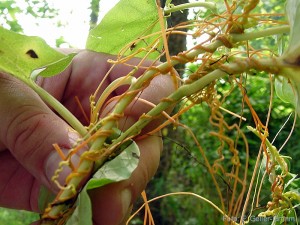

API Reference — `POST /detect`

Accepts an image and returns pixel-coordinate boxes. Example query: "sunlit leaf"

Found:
[0,27,65,84]
[66,141,140,225]
[86,0,163,60]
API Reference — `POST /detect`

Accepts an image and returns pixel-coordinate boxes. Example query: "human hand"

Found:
[0,50,176,225]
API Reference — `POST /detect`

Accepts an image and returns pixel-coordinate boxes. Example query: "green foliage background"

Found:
[0,0,299,225]
[0,209,38,225]
[145,75,299,225]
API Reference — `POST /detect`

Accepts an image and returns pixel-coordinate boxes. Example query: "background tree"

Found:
[89,0,100,30]
[0,0,57,32]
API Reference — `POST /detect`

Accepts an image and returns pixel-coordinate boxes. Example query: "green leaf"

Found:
[274,0,300,116]
[66,141,140,225]
[275,76,296,106]
[86,0,163,60]
[278,66,300,116]
[31,53,76,80]
[273,210,284,225]
[284,173,300,191]
[38,185,55,212]
[283,0,300,64]
[0,27,65,84]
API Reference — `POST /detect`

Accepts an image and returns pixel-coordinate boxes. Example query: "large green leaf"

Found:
[65,141,140,225]
[86,0,163,60]
[0,27,62,81]
[0,27,74,84]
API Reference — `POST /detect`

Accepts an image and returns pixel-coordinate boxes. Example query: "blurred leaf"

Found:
[55,36,70,48]
[273,210,285,225]
[66,141,140,225]
[86,0,163,59]
[285,174,300,191]
[275,76,296,106]
[38,185,55,212]
[283,0,300,64]
[0,0,58,32]
[278,66,300,116]
[278,0,300,117]
[276,34,285,56]
[0,207,39,225]
[0,27,65,84]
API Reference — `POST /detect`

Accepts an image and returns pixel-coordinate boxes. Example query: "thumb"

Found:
[0,73,80,192]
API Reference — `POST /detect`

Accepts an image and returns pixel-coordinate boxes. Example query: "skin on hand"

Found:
[0,50,176,225]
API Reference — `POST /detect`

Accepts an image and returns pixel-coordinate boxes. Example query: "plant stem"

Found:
[30,82,88,137]
[231,25,290,43]
[247,126,288,175]
[112,57,281,155]
[164,2,217,15]
[130,192,239,225]
[115,71,227,141]
[91,76,136,123]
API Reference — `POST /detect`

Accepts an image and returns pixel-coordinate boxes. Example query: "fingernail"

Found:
[68,129,80,146]
[45,148,73,191]
[120,189,132,223]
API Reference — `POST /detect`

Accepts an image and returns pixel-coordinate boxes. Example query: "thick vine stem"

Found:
[41,25,290,224]
[231,26,290,43]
